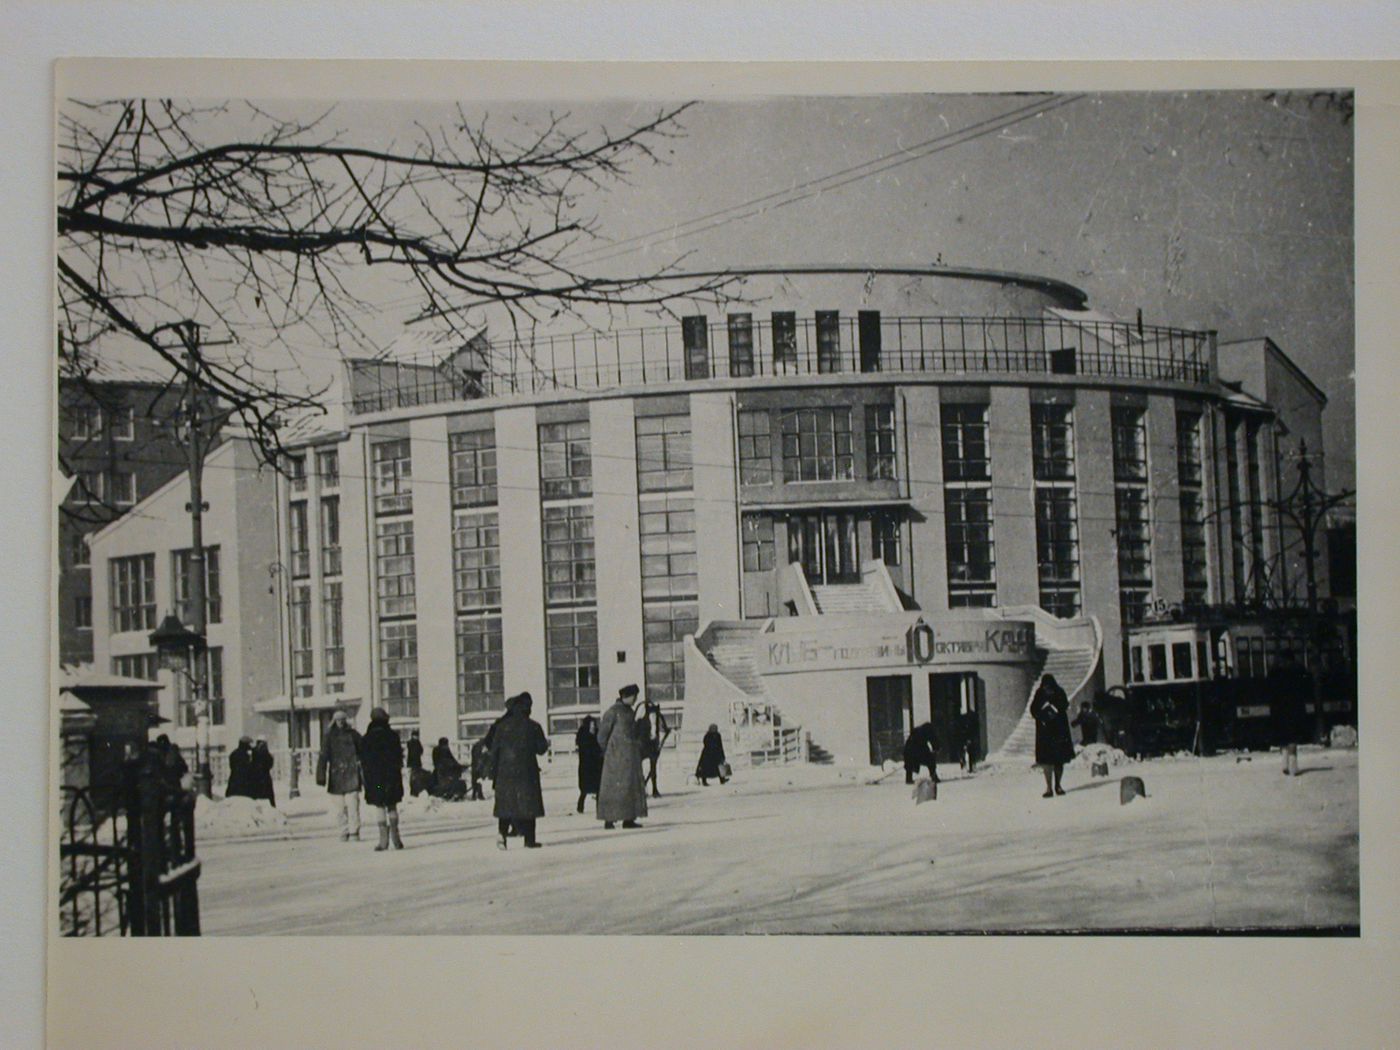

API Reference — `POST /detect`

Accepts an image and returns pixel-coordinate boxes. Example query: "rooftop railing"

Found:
[348,313,1214,416]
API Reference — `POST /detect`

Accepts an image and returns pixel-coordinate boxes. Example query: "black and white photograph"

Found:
[50,67,1366,948]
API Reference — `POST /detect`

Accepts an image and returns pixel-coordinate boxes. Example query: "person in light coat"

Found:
[316,709,363,840]
[596,684,647,829]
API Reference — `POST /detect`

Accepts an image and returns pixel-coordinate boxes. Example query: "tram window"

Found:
[1235,638,1252,678]
[1172,642,1193,679]
[1148,644,1168,681]
[1130,646,1144,683]
[1197,640,1209,679]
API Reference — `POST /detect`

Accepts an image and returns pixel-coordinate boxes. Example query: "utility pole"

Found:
[179,321,213,797]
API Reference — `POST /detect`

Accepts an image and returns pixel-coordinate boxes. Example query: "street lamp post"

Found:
[268,560,301,798]
[149,612,210,796]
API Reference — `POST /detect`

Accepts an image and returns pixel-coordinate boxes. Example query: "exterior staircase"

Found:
[703,624,767,696]
[810,579,893,614]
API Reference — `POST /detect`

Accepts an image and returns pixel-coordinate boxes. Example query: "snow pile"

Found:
[1329,725,1358,749]
[1071,744,1130,770]
[401,793,453,815]
[195,796,290,838]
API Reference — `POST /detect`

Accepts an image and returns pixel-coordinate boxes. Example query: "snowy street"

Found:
[195,748,1358,935]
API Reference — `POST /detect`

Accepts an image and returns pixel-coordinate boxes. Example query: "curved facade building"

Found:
[260,267,1324,766]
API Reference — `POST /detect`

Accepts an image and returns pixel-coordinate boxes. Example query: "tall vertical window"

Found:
[727,314,755,377]
[871,510,902,567]
[109,471,137,507]
[1112,407,1152,625]
[639,497,697,601]
[108,406,135,441]
[737,409,773,485]
[1032,404,1080,617]
[68,405,101,441]
[635,414,693,493]
[771,311,798,368]
[452,511,501,611]
[858,311,882,373]
[538,421,592,499]
[545,610,600,709]
[372,439,412,514]
[176,648,225,727]
[780,406,854,482]
[456,616,504,724]
[1245,420,1266,602]
[375,519,416,617]
[815,310,841,373]
[865,404,897,481]
[316,448,340,488]
[289,501,310,577]
[682,316,710,380]
[69,531,90,568]
[1226,418,1246,604]
[449,429,497,507]
[286,454,308,494]
[319,496,341,576]
[643,602,698,705]
[291,583,313,678]
[1177,412,1208,608]
[941,404,990,481]
[942,403,995,607]
[74,596,92,630]
[76,470,103,504]
[378,622,418,717]
[173,546,221,625]
[741,513,775,573]
[110,554,156,632]
[542,504,596,604]
[322,580,344,676]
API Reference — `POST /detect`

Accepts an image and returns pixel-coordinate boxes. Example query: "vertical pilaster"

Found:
[495,406,547,706]
[410,416,456,741]
[989,386,1038,608]
[691,392,741,624]
[590,398,645,701]
[1077,389,1125,684]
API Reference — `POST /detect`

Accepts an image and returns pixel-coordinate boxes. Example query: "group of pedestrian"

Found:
[225,735,276,806]
[316,707,405,850]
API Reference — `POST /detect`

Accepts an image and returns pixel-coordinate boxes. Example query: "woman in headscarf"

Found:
[596,684,647,829]
[1030,673,1076,798]
[695,723,728,787]
[359,707,405,850]
[575,714,603,814]
[487,692,549,849]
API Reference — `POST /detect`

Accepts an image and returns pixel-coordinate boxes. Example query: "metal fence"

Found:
[349,314,1213,414]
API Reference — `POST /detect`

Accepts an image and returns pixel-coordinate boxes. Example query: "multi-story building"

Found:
[84,267,1335,767]
[57,360,208,666]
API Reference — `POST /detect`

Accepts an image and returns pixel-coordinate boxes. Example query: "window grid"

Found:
[815,310,841,373]
[871,510,901,567]
[291,583,313,678]
[176,647,225,727]
[110,554,156,632]
[109,471,136,507]
[1177,412,1208,608]
[944,487,996,607]
[1112,407,1149,482]
[372,439,413,515]
[539,421,592,500]
[741,513,775,573]
[1112,407,1152,625]
[69,531,90,568]
[452,510,502,611]
[636,414,693,493]
[289,501,310,577]
[378,621,419,717]
[771,312,798,367]
[780,406,854,482]
[172,546,221,625]
[316,448,340,489]
[375,519,416,618]
[449,429,498,507]
[639,496,697,601]
[1031,403,1075,481]
[1035,488,1080,617]
[69,405,101,442]
[286,454,308,494]
[322,580,344,677]
[75,595,92,630]
[108,406,135,442]
[737,410,773,486]
[456,614,504,714]
[643,601,699,704]
[112,652,159,682]
[546,609,600,709]
[320,496,341,577]
[542,504,596,605]
[865,404,897,481]
[727,314,755,377]
[941,404,991,481]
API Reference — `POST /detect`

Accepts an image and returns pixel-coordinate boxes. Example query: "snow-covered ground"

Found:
[195,748,1358,935]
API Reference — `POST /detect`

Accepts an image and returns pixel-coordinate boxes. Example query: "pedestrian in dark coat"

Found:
[597,684,647,828]
[405,730,424,771]
[575,715,603,813]
[316,710,363,840]
[488,692,549,849]
[431,737,467,801]
[903,721,940,784]
[469,728,492,801]
[1071,701,1102,747]
[250,739,276,806]
[226,737,254,799]
[360,708,405,850]
[1031,674,1076,797]
[695,724,728,786]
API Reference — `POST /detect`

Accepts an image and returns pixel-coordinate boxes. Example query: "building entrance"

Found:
[788,510,860,585]
[866,674,912,766]
[929,672,984,765]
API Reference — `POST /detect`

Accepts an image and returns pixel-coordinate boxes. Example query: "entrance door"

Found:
[866,675,913,766]
[788,511,860,585]
[929,672,984,764]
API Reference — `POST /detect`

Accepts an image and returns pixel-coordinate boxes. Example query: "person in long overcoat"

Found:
[430,737,467,801]
[250,739,276,807]
[487,692,549,849]
[575,715,603,813]
[1030,674,1076,798]
[316,709,363,840]
[226,737,254,799]
[597,684,648,829]
[695,724,728,786]
[405,730,424,771]
[359,707,405,850]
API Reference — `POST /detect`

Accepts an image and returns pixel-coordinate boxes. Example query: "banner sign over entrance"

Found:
[755,617,1036,674]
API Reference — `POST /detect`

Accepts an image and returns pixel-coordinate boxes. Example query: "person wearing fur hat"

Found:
[316,708,363,840]
[597,684,647,829]
[360,708,406,850]
[487,692,549,849]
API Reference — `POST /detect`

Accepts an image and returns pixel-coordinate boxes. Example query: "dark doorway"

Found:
[788,510,860,585]
[929,672,984,764]
[866,675,912,766]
